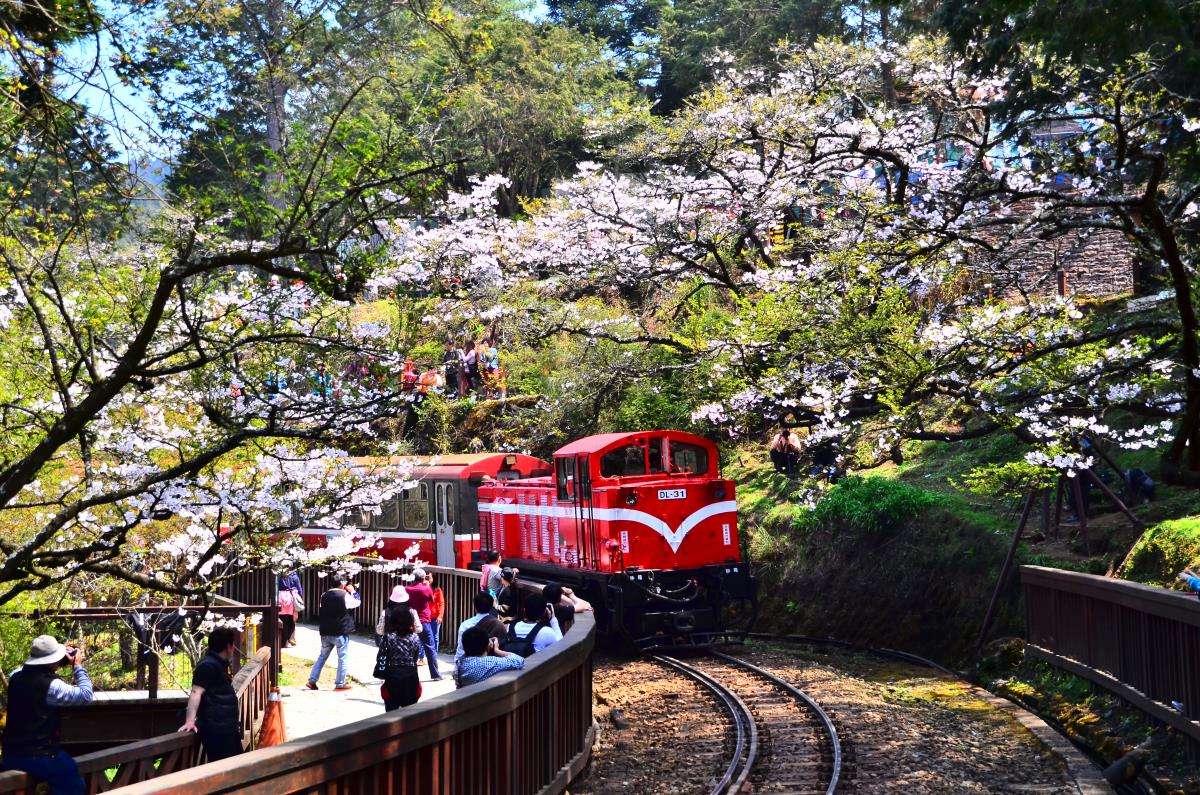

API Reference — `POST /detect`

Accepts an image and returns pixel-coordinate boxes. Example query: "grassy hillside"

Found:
[729,429,1200,664]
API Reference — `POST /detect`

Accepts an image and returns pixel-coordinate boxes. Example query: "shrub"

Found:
[798,476,943,537]
[1118,517,1200,587]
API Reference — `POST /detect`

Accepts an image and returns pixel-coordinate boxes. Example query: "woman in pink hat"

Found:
[374,584,419,645]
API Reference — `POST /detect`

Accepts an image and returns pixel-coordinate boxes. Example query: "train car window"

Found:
[435,483,445,525]
[600,444,647,478]
[373,497,400,530]
[556,458,573,500]
[669,442,709,475]
[444,483,456,525]
[648,438,666,474]
[401,483,429,531]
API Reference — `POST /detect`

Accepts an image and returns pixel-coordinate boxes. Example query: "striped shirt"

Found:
[7,666,95,707]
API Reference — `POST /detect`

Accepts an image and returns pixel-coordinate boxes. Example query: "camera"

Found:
[64,646,78,663]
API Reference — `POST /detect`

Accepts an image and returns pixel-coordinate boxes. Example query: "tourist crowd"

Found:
[297,552,590,713]
[0,559,586,794]
[252,337,509,406]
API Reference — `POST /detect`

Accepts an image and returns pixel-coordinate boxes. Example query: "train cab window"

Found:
[556,458,574,500]
[401,483,429,531]
[600,444,647,478]
[373,497,400,530]
[435,483,445,525]
[444,483,456,525]
[669,442,709,475]
[648,438,666,474]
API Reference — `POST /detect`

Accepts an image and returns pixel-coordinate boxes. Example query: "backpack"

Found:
[500,619,550,658]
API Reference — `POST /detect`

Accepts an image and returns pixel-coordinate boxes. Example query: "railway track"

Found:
[651,651,841,795]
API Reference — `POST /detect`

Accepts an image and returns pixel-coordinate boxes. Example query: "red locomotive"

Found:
[298,431,757,648]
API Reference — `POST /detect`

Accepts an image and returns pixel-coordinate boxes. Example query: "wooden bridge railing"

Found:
[0,646,274,794]
[1022,565,1200,751]
[220,559,483,653]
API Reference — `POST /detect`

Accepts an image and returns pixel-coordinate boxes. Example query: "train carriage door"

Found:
[434,481,456,566]
[577,454,597,567]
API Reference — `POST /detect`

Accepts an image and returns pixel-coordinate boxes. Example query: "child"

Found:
[480,550,502,596]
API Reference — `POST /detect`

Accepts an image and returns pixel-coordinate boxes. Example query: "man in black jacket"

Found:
[1,634,92,794]
[306,581,359,691]
[178,626,243,762]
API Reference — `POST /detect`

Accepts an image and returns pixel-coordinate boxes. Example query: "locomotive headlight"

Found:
[713,484,727,500]
[625,491,638,506]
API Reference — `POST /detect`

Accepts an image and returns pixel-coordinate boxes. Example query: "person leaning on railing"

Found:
[179,626,243,762]
[1,635,93,795]
[1177,568,1200,594]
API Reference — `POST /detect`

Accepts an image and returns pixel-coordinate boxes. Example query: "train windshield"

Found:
[669,442,709,475]
[600,444,647,478]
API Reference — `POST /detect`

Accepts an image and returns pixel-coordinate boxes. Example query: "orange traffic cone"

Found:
[257,687,285,747]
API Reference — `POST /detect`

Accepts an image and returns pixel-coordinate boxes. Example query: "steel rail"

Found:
[712,650,842,795]
[650,654,758,795]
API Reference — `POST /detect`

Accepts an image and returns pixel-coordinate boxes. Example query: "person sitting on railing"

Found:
[1,635,92,795]
[375,606,422,711]
[455,626,524,688]
[179,626,243,763]
[455,591,500,664]
[501,596,562,657]
[480,550,507,597]
[541,583,592,635]
[405,568,442,682]
[307,580,359,692]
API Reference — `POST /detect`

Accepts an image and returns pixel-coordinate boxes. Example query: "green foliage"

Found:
[414,395,452,453]
[1118,517,1200,587]
[797,476,943,537]
[957,461,1058,500]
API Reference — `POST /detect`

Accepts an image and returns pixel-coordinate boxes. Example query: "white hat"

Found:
[389,585,409,603]
[411,567,427,580]
[25,635,68,666]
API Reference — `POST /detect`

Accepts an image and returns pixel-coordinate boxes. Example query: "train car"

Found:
[298,453,549,566]
[476,430,757,649]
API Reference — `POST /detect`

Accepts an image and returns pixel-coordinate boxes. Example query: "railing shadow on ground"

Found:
[1022,565,1200,756]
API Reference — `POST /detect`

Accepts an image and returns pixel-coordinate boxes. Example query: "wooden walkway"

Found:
[279,622,456,739]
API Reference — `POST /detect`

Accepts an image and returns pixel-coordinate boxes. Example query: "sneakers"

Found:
[305,682,318,690]
[333,684,353,691]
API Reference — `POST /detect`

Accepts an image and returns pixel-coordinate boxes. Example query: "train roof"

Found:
[346,452,549,479]
[553,430,717,457]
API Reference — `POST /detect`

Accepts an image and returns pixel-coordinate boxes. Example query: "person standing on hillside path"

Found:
[1,635,93,795]
[178,626,243,762]
[307,581,359,691]
[405,568,442,681]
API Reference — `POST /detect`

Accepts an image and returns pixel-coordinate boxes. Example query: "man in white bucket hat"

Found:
[1,635,93,794]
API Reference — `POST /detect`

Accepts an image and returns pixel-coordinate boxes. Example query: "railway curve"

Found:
[574,640,1106,794]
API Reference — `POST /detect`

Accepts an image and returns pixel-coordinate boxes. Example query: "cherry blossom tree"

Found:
[366,38,1187,487]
